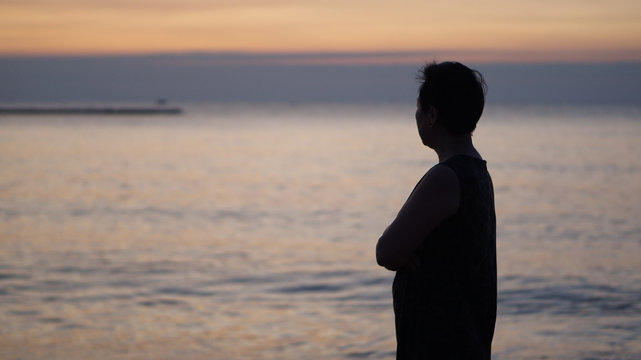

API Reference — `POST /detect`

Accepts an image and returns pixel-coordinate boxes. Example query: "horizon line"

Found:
[2,49,641,65]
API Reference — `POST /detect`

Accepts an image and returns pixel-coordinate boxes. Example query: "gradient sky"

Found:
[2,0,641,62]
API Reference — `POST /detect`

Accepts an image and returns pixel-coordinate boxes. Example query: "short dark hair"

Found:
[418,61,487,134]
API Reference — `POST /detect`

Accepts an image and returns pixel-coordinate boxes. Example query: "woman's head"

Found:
[417,61,487,135]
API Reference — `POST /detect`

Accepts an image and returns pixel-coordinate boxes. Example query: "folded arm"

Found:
[376,164,460,271]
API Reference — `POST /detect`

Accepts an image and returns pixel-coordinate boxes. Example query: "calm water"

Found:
[1,103,640,359]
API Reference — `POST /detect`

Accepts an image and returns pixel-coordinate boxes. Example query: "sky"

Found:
[1,0,641,62]
[1,1,641,104]
[2,54,640,104]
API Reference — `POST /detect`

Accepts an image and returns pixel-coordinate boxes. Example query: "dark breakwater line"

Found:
[0,106,183,115]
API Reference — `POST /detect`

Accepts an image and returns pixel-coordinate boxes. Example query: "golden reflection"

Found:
[1,105,640,358]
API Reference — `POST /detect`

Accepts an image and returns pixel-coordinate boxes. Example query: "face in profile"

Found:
[415,102,434,148]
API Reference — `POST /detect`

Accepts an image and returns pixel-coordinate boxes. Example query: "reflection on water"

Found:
[1,103,640,359]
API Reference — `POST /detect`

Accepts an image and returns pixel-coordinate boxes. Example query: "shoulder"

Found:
[427,162,459,182]
[420,163,459,194]
[410,163,460,216]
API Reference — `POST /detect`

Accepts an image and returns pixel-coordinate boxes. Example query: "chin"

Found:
[420,137,433,148]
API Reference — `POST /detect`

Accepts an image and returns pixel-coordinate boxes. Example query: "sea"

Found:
[1,102,640,359]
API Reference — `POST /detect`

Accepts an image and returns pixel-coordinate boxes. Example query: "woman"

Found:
[376,61,496,359]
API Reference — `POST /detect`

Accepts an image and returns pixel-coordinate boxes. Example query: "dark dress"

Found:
[392,155,497,359]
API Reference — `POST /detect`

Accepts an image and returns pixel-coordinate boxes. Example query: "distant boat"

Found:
[0,105,183,115]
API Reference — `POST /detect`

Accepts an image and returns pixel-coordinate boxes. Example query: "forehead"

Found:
[416,98,423,109]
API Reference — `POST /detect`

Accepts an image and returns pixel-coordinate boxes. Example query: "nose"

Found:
[415,108,423,123]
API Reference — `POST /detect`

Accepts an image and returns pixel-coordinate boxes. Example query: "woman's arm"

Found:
[376,164,460,271]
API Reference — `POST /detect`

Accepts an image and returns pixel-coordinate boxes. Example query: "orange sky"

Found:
[1,0,641,62]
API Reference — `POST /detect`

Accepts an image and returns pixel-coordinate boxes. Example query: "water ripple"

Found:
[498,276,641,316]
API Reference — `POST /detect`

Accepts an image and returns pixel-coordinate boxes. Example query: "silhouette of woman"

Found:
[376,61,496,359]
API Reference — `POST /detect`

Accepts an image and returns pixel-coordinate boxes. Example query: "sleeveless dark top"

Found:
[392,155,496,360]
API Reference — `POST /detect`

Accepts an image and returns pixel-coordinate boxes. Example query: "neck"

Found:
[433,134,480,163]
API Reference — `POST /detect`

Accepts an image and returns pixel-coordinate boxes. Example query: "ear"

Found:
[427,106,437,126]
